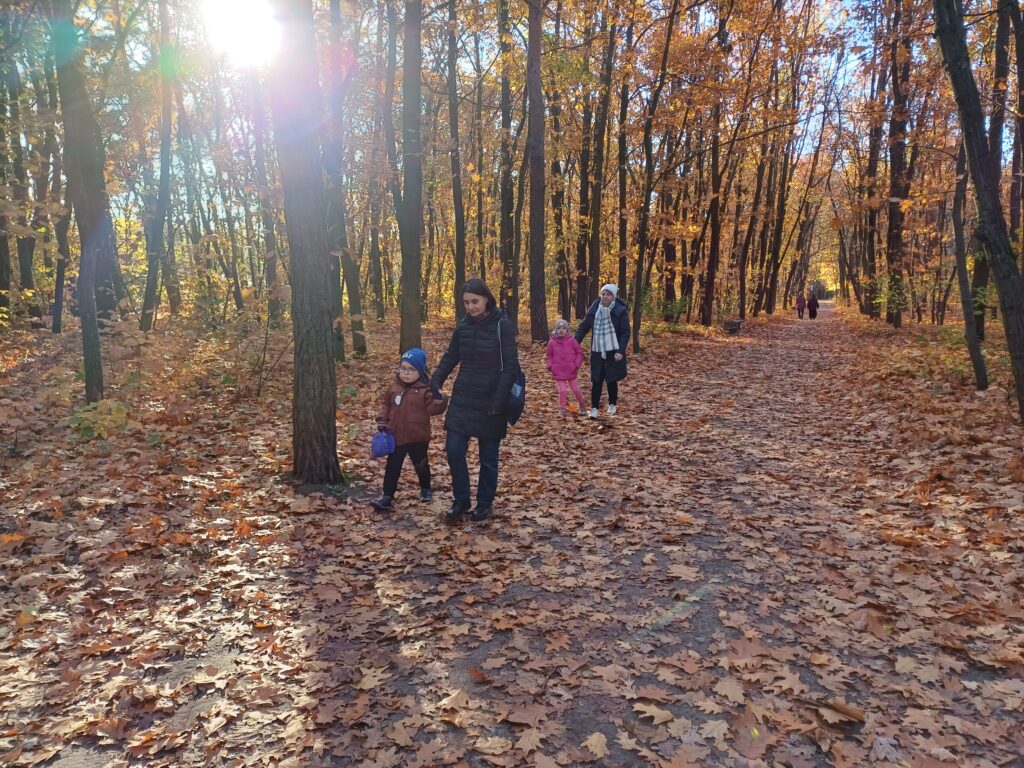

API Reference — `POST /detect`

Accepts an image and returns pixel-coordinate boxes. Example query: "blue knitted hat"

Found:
[401,348,428,376]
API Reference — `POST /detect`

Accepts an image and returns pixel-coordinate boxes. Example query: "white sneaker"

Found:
[588,408,598,420]
[607,404,617,415]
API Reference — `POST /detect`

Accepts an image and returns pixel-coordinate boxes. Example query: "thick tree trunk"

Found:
[527,0,548,341]
[934,0,1024,420]
[269,0,342,483]
[51,0,108,401]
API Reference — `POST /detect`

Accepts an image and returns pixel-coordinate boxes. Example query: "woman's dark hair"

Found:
[461,278,497,311]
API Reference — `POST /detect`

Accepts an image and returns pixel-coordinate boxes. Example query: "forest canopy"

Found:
[2,0,1024,474]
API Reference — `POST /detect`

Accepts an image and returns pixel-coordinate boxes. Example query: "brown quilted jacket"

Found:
[376,377,447,445]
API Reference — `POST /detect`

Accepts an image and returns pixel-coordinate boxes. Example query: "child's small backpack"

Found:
[371,429,396,458]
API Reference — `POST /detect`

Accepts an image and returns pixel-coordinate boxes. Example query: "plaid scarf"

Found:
[592,302,618,358]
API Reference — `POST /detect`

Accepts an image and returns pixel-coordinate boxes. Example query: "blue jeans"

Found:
[445,431,501,507]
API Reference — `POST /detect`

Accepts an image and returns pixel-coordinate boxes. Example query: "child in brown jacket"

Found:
[369,348,447,512]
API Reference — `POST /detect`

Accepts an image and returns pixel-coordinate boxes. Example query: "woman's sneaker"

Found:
[588,408,598,419]
[607,404,617,415]
[470,505,493,522]
[369,496,394,512]
[420,488,434,502]
[445,500,471,524]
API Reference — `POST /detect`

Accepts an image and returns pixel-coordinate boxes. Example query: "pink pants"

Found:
[555,377,586,410]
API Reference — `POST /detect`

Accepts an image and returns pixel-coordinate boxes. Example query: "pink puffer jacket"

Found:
[546,334,584,381]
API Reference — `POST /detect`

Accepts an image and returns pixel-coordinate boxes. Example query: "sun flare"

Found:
[201,0,281,68]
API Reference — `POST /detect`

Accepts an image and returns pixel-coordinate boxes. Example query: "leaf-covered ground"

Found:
[2,304,1023,767]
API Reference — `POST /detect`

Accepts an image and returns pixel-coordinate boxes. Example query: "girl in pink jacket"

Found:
[546,319,587,415]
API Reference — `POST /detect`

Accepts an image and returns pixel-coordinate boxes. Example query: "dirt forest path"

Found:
[2,305,1023,768]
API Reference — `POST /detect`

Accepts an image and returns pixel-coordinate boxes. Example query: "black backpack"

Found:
[497,320,526,425]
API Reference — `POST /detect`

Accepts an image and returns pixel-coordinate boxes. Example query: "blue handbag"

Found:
[498,320,526,426]
[371,429,396,458]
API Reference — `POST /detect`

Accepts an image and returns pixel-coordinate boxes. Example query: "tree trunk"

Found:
[527,0,548,341]
[2,14,39,318]
[968,2,1010,342]
[700,101,722,326]
[269,0,342,483]
[141,0,173,331]
[1010,1,1024,259]
[52,211,71,333]
[550,3,570,321]
[399,0,423,351]
[498,0,517,324]
[250,73,282,327]
[738,142,769,320]
[700,14,729,326]
[884,0,912,328]
[863,61,888,318]
[952,143,988,389]
[474,31,486,282]
[631,0,680,352]
[617,7,636,299]
[51,0,108,401]
[934,0,1024,420]
[327,0,366,356]
[448,0,467,318]
[574,21,595,319]
[588,18,616,305]
[0,54,8,317]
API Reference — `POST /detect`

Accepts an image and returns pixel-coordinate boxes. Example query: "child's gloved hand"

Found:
[377,424,388,432]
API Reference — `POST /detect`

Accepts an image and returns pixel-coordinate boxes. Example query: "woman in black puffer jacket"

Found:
[431,279,519,524]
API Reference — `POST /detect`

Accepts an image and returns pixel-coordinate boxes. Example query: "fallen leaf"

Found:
[582,731,609,758]
[635,702,674,724]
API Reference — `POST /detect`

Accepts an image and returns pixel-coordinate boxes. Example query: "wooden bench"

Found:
[724,319,743,335]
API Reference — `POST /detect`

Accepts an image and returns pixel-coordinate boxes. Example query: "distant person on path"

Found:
[369,348,448,512]
[576,284,630,420]
[547,319,587,416]
[431,279,520,524]
[807,293,820,320]
[796,293,806,319]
